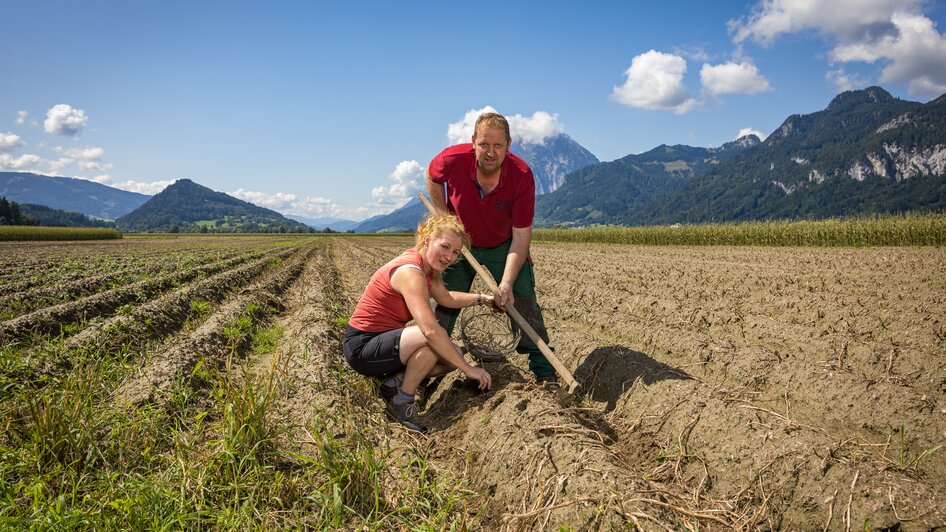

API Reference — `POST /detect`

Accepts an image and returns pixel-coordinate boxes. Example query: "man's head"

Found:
[472,113,511,175]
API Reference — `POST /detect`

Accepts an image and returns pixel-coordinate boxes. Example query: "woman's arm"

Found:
[429,275,494,309]
[391,268,486,379]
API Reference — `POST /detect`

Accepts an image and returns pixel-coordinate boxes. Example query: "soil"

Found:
[3,236,944,530]
[316,238,946,530]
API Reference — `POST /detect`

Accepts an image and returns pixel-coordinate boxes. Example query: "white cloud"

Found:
[611,50,698,114]
[737,127,768,141]
[729,0,922,45]
[0,153,43,170]
[0,133,24,152]
[50,146,112,172]
[231,188,352,220]
[730,1,946,97]
[85,175,174,195]
[507,112,565,144]
[700,61,773,95]
[826,68,871,92]
[371,160,425,208]
[446,106,565,145]
[15,111,29,125]
[831,13,946,96]
[447,106,497,145]
[44,104,88,136]
[231,188,298,211]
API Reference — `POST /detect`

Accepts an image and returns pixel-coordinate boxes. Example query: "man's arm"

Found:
[495,225,531,308]
[425,169,448,212]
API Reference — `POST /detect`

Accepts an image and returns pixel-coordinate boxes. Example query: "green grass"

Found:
[0,330,475,529]
[0,226,122,241]
[534,213,946,247]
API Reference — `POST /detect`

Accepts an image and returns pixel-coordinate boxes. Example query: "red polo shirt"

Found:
[428,143,535,249]
[349,248,433,332]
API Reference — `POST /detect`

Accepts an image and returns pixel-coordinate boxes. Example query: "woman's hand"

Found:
[464,366,492,390]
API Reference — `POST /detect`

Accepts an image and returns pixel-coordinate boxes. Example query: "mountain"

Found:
[535,136,760,226]
[116,179,313,233]
[353,133,600,233]
[353,197,424,233]
[286,214,359,232]
[636,86,946,224]
[0,172,150,220]
[511,133,600,194]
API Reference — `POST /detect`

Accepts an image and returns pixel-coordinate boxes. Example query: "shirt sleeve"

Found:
[511,166,535,228]
[428,149,448,184]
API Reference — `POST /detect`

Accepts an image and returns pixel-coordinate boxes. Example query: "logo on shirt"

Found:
[494,199,512,214]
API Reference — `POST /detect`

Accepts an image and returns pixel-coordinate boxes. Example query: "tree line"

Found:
[0,197,38,226]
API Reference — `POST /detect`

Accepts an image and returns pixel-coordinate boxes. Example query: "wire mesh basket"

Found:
[459,303,520,363]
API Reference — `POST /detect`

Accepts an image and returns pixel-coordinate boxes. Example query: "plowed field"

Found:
[2,235,943,530]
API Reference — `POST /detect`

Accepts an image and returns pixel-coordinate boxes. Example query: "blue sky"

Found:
[2,1,945,221]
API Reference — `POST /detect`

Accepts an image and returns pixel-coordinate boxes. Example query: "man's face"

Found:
[472,126,508,175]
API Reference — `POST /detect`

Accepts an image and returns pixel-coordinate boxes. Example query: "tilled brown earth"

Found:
[305,238,945,530]
[7,236,941,529]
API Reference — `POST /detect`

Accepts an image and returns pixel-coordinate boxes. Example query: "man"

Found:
[425,112,557,384]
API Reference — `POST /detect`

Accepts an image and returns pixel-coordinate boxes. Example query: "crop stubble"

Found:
[2,235,943,530]
[323,237,946,529]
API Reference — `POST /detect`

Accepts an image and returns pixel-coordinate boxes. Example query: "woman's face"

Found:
[425,230,463,272]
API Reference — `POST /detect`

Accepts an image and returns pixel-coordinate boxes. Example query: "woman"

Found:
[343,213,493,433]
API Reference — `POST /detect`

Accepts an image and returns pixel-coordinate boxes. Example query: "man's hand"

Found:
[494,280,514,308]
[465,366,492,390]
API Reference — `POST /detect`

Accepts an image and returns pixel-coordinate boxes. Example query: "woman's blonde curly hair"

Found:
[415,212,471,250]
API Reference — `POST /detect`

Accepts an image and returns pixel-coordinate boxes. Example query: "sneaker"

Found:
[385,399,427,433]
[378,375,402,402]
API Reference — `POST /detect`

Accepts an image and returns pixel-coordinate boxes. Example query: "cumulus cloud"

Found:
[701,61,773,95]
[15,111,29,125]
[611,50,698,114]
[831,13,946,96]
[507,112,565,144]
[371,160,425,208]
[446,106,565,145]
[0,133,24,153]
[231,188,351,220]
[44,104,89,136]
[86,175,174,195]
[730,0,946,97]
[826,68,871,92]
[737,127,768,141]
[0,153,43,170]
[729,0,921,45]
[50,146,112,173]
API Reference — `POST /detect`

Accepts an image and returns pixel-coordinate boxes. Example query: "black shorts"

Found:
[342,325,406,377]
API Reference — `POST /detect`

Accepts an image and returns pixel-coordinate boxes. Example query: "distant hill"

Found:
[286,214,359,232]
[636,86,946,224]
[535,136,760,226]
[0,172,150,220]
[116,179,313,233]
[353,197,424,233]
[20,203,117,227]
[354,133,600,233]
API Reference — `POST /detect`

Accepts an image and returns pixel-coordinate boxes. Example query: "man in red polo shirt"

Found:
[425,112,557,383]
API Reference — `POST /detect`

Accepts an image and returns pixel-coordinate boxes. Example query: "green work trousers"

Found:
[434,239,555,378]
